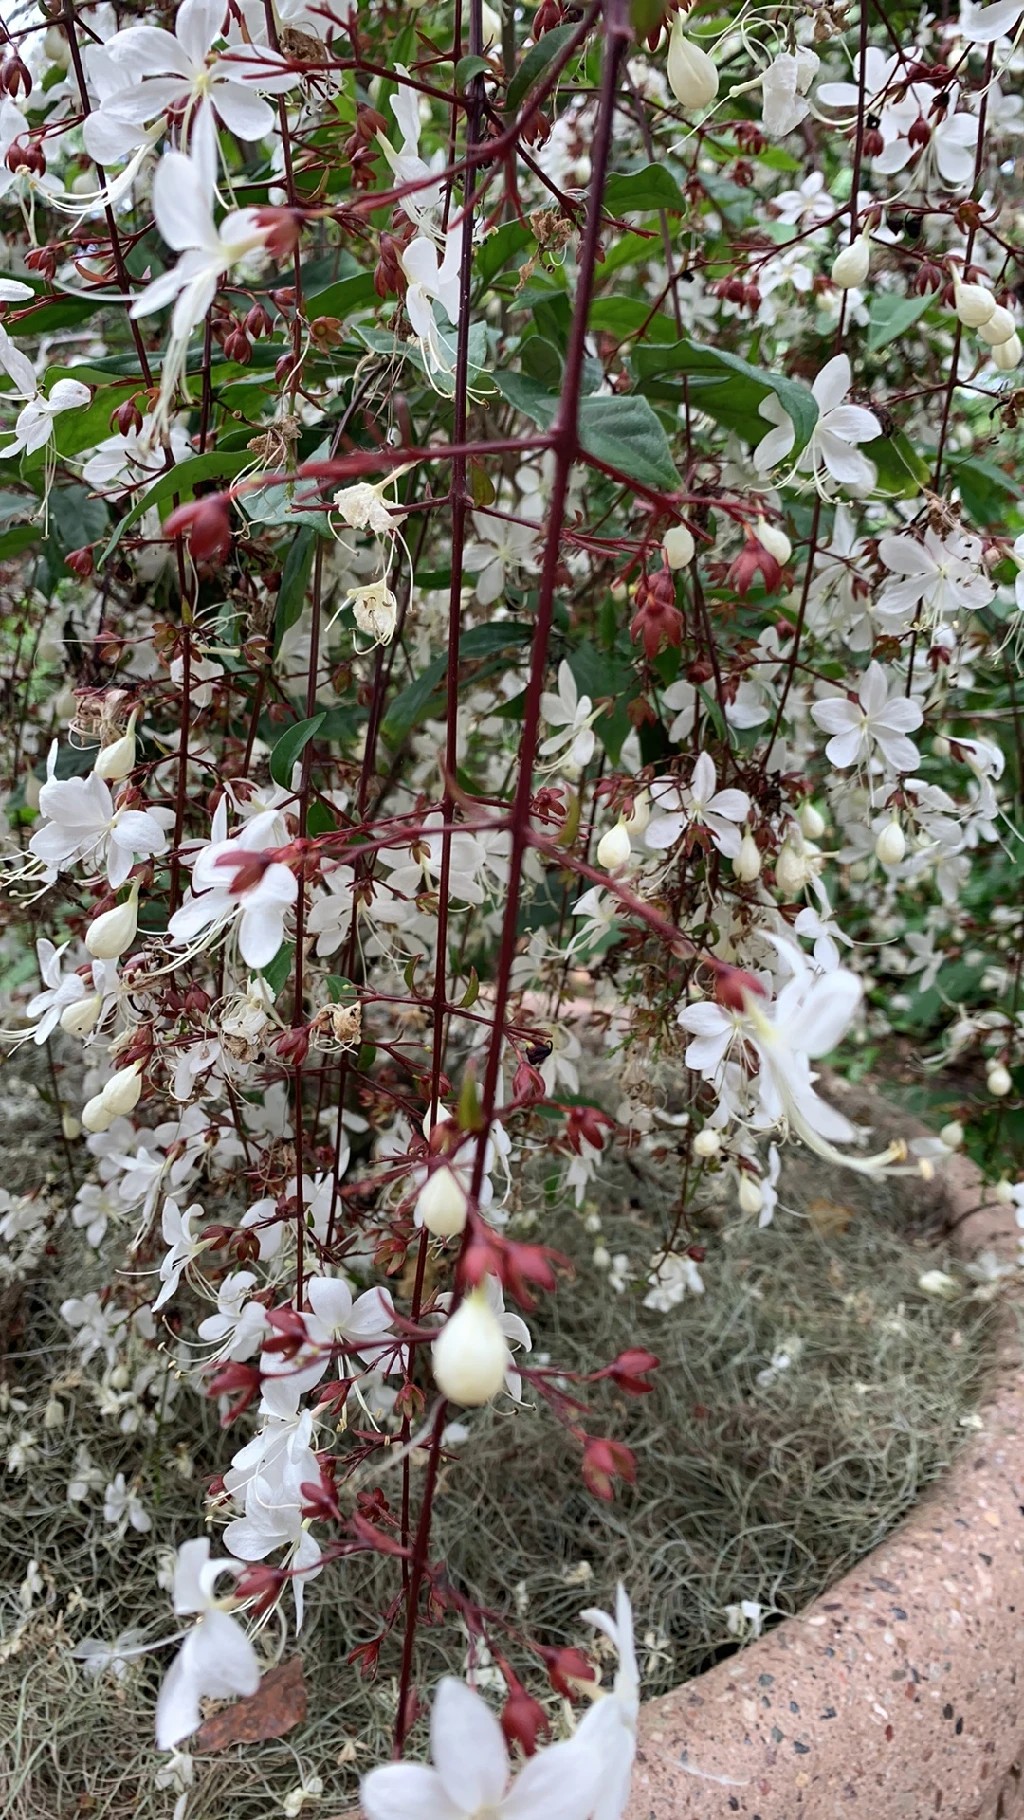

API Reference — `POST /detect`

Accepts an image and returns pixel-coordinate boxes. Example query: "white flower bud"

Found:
[954,279,996,328]
[593,1244,611,1269]
[44,1396,65,1429]
[693,1128,721,1158]
[60,993,102,1038]
[93,710,139,782]
[932,735,951,758]
[754,518,792,565]
[831,234,871,290]
[62,1114,82,1140]
[987,1062,1012,1098]
[432,1292,508,1405]
[81,1092,114,1134]
[624,791,650,837]
[44,24,72,67]
[918,1269,958,1299]
[797,800,826,840]
[596,821,631,873]
[978,304,1017,347]
[994,1179,1014,1205]
[992,332,1022,372]
[775,839,809,898]
[85,885,139,961]
[667,16,719,110]
[738,1175,764,1216]
[83,1060,144,1133]
[733,829,762,883]
[663,523,695,569]
[415,1165,469,1239]
[875,820,906,867]
[940,1120,964,1150]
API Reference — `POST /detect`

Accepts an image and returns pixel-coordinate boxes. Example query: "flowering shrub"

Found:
[0,0,1023,1805]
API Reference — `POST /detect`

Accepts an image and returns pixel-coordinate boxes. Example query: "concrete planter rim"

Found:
[628,1086,1023,1819]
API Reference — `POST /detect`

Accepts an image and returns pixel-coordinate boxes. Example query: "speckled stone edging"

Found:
[627,1131,1024,1820]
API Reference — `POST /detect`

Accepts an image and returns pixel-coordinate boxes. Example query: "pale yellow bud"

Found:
[978,304,1017,347]
[797,800,826,840]
[775,839,809,898]
[85,885,139,961]
[596,821,631,873]
[754,518,792,565]
[831,234,871,290]
[875,820,906,867]
[987,1062,1012,1098]
[663,523,695,569]
[432,1293,508,1405]
[667,16,719,110]
[93,710,139,783]
[60,993,102,1038]
[693,1128,721,1158]
[738,1175,764,1216]
[733,829,762,883]
[940,1120,964,1150]
[415,1165,469,1239]
[992,332,1022,372]
[954,279,996,328]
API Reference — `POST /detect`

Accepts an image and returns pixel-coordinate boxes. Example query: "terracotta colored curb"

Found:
[627,1136,1024,1820]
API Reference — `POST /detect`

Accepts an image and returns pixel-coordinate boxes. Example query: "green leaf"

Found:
[506,22,580,115]
[631,0,671,38]
[603,165,687,216]
[492,375,681,491]
[269,711,326,788]
[949,452,1022,526]
[866,292,932,353]
[325,973,357,1003]
[865,429,930,499]
[45,486,108,558]
[632,337,818,456]
[455,53,491,89]
[302,272,377,318]
[274,527,316,652]
[306,799,337,836]
[578,395,681,491]
[260,941,294,996]
[381,622,534,745]
[589,299,678,341]
[475,220,533,289]
[99,450,256,565]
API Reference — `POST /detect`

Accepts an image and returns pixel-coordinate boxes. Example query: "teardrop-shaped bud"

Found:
[797,800,826,840]
[875,820,906,866]
[986,1062,1012,1098]
[953,279,996,328]
[85,885,139,960]
[60,992,102,1038]
[596,821,631,874]
[831,234,871,289]
[93,710,139,782]
[415,1165,469,1238]
[754,518,792,565]
[977,304,1017,347]
[733,829,762,882]
[992,332,1022,372]
[663,523,695,569]
[693,1128,721,1158]
[667,15,719,110]
[432,1292,508,1405]
[100,1060,144,1120]
[775,839,809,897]
[738,1174,764,1216]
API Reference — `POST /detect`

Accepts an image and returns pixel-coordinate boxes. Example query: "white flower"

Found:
[574,1585,640,1820]
[155,1538,260,1750]
[360,1674,606,1820]
[259,1274,397,1418]
[153,1198,208,1312]
[961,0,1023,41]
[197,1270,268,1360]
[131,132,273,420]
[377,811,487,907]
[811,661,923,772]
[725,1598,765,1638]
[876,527,994,630]
[29,742,167,887]
[645,753,751,860]
[85,0,296,156]
[539,661,599,771]
[643,1252,705,1310]
[103,1472,152,1534]
[169,832,297,969]
[376,66,443,230]
[0,367,91,461]
[464,510,539,606]
[755,355,880,493]
[399,220,466,378]
[760,48,819,136]
[83,417,192,495]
